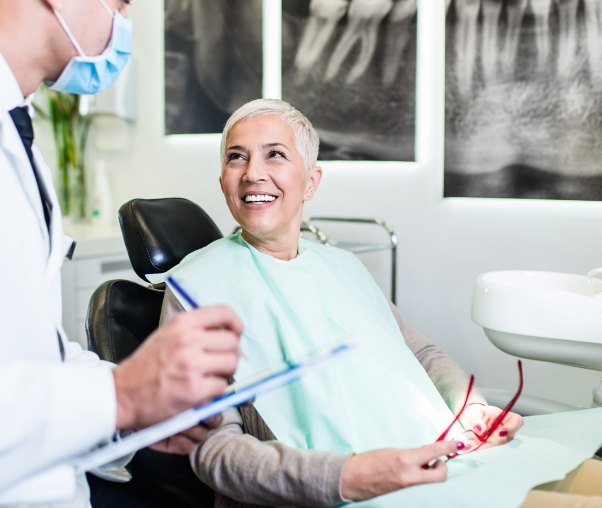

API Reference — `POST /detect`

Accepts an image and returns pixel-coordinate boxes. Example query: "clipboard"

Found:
[74,343,352,474]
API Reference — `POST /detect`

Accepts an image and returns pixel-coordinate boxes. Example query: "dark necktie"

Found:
[9,106,52,231]
[9,106,64,360]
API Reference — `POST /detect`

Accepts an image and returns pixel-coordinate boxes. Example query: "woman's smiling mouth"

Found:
[243,194,277,203]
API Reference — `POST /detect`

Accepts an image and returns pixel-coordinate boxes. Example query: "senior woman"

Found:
[157,99,524,507]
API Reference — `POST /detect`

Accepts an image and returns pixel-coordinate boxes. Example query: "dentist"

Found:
[0,0,242,506]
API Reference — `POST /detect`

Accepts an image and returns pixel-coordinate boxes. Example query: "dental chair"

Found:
[117,197,222,282]
[85,197,222,507]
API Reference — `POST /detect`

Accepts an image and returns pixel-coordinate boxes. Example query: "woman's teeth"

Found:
[244,194,276,203]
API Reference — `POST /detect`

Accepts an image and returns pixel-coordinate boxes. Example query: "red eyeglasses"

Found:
[435,360,523,456]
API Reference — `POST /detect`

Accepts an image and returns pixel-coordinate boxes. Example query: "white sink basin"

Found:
[472,270,602,371]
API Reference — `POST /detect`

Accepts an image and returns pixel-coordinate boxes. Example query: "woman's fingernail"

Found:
[499,429,508,437]
[456,441,466,450]
[473,424,482,433]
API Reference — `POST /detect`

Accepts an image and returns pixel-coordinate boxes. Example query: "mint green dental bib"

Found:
[164,233,455,453]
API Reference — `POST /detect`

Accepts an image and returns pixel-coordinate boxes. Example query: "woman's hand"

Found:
[340,441,461,501]
[149,415,223,455]
[460,404,524,448]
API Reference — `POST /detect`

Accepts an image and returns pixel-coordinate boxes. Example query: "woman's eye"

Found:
[226,153,244,162]
[268,150,286,159]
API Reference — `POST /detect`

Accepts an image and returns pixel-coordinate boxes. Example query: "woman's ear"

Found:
[303,165,323,201]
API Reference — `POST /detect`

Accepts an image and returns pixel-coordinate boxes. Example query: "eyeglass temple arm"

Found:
[435,374,475,442]
[479,359,524,442]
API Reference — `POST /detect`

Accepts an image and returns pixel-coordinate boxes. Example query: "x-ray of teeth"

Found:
[163,0,417,160]
[445,0,602,201]
[283,0,418,161]
[164,0,263,135]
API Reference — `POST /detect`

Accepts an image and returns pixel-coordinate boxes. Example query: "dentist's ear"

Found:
[303,165,323,201]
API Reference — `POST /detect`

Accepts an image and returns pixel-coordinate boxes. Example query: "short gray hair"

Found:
[220,98,320,174]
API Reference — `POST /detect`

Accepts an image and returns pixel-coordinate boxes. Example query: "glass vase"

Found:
[47,91,91,222]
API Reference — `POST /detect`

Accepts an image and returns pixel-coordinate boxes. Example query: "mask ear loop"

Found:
[95,0,115,18]
[53,9,86,57]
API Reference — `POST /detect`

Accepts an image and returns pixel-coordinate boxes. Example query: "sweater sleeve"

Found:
[192,408,351,507]
[389,302,486,413]
[160,285,185,322]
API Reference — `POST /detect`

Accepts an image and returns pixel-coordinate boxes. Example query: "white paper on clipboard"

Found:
[73,343,352,475]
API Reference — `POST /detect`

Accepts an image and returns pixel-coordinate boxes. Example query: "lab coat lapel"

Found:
[42,155,66,283]
[30,144,66,282]
[0,112,66,284]
[0,113,51,247]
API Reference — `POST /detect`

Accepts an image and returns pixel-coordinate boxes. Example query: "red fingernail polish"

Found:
[457,441,466,450]
[474,424,482,433]
[499,429,508,437]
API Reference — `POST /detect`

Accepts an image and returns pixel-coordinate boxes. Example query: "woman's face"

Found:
[220,115,321,250]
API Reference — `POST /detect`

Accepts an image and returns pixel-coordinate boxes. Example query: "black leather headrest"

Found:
[86,279,165,363]
[118,198,223,282]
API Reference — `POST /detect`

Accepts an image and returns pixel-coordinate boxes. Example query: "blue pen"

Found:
[167,275,249,361]
[167,275,199,309]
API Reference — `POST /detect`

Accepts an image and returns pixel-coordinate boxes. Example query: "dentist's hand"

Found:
[340,441,461,501]
[113,305,242,431]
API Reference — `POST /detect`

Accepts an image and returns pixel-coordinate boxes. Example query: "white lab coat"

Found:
[0,54,117,506]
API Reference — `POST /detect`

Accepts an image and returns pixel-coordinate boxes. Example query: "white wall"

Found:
[89,1,602,408]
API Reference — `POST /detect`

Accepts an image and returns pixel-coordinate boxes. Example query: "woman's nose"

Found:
[242,158,268,182]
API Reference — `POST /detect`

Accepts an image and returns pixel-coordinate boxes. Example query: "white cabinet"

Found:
[61,221,145,349]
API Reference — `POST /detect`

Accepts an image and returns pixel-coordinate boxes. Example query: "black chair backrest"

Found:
[85,197,222,506]
[85,278,214,507]
[119,197,223,282]
[86,279,165,363]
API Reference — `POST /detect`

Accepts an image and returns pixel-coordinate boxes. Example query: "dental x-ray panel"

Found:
[282,0,418,162]
[163,0,263,134]
[444,0,602,201]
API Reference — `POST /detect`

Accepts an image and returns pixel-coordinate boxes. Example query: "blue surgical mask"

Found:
[47,0,132,95]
